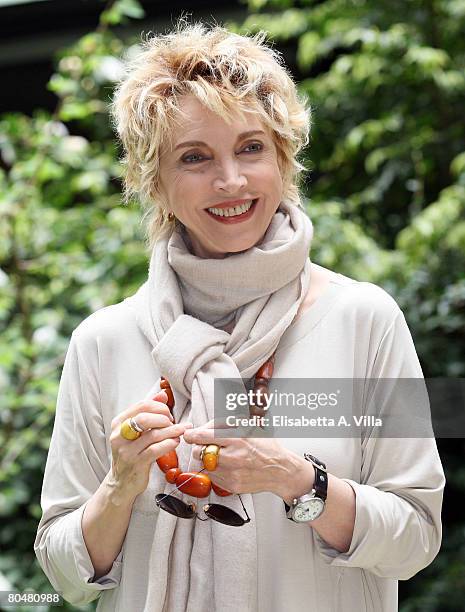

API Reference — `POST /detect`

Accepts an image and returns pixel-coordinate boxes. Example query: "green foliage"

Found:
[0,0,464,610]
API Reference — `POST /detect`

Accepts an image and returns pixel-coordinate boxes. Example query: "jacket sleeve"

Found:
[34,329,123,605]
[314,309,445,580]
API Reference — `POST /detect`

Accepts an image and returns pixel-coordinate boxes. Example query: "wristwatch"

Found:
[284,454,328,523]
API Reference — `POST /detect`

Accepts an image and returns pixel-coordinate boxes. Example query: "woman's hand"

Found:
[108,390,192,501]
[183,419,291,495]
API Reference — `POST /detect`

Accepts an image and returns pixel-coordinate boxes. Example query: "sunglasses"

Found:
[155,470,250,527]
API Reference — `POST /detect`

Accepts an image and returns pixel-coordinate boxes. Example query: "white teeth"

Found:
[207,200,254,217]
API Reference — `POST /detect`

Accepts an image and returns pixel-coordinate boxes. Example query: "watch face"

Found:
[293,497,325,522]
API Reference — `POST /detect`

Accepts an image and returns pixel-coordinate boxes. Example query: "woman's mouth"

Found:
[205,199,258,224]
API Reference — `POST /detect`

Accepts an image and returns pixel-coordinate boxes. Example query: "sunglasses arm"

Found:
[237,494,251,523]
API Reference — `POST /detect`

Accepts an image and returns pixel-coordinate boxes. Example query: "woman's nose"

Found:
[213,159,247,192]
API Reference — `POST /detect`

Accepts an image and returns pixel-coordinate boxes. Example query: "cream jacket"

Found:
[34,272,445,611]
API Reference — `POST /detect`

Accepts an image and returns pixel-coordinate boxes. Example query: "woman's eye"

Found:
[243,142,263,153]
[182,153,204,164]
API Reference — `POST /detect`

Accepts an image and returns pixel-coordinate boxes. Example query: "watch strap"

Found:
[304,453,328,501]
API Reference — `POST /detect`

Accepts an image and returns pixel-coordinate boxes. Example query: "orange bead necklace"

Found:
[155,352,276,499]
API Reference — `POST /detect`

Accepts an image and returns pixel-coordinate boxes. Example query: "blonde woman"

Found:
[34,20,444,611]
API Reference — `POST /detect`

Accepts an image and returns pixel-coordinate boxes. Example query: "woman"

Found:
[34,21,445,611]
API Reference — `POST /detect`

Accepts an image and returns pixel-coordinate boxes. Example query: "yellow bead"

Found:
[204,444,220,455]
[203,453,218,471]
[120,419,141,440]
[202,445,220,471]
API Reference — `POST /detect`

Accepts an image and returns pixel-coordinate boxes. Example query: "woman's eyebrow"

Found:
[174,130,266,151]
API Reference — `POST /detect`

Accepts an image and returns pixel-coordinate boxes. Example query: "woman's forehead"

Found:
[169,97,267,142]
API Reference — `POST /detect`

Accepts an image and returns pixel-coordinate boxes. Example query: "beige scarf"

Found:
[124,199,313,611]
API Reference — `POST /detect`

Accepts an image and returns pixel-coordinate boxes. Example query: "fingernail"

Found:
[184,423,193,428]
[154,390,168,402]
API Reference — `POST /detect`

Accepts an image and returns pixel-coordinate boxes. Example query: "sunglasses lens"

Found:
[204,504,245,527]
[155,494,195,519]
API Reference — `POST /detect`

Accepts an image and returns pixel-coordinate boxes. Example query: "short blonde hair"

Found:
[110,18,311,250]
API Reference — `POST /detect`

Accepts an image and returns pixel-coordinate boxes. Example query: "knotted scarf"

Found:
[123,199,313,611]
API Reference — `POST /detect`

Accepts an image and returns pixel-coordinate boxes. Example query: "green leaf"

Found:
[450,152,465,177]
[118,0,145,19]
[101,0,145,25]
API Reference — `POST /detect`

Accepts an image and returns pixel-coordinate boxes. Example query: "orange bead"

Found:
[165,467,182,484]
[156,450,178,473]
[160,379,170,390]
[211,482,232,497]
[164,386,175,409]
[255,360,274,381]
[175,472,212,498]
[155,384,174,409]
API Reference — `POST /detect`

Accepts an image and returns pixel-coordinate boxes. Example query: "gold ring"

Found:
[200,444,221,471]
[120,417,144,440]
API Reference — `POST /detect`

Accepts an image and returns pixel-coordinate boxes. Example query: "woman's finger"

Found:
[126,411,173,432]
[132,422,192,454]
[183,427,238,447]
[112,394,173,430]
[200,417,240,429]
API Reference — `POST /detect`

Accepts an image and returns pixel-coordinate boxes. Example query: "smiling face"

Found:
[158,95,284,259]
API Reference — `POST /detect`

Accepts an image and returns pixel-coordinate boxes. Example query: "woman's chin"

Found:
[188,230,263,258]
[217,237,259,256]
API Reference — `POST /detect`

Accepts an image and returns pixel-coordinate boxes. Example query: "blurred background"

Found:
[0,0,464,610]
